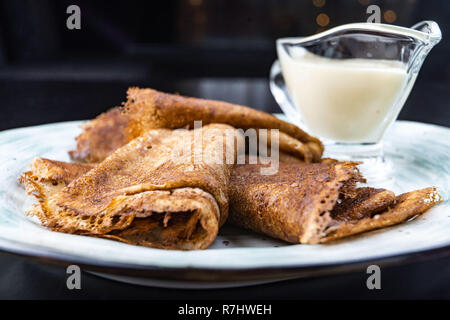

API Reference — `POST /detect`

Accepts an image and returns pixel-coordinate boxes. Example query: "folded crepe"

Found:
[22,157,441,245]
[229,161,441,244]
[69,87,323,163]
[21,124,243,250]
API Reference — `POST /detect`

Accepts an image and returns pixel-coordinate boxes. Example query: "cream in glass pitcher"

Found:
[270,21,442,185]
[278,47,408,143]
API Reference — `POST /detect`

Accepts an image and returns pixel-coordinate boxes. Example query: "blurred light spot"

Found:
[358,0,371,5]
[316,13,330,27]
[312,0,326,7]
[189,0,203,6]
[384,10,397,23]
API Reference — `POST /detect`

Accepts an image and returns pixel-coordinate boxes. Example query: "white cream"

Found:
[278,47,408,143]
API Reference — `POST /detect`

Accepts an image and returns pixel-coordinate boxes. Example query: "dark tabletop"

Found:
[0,76,449,300]
[0,250,448,300]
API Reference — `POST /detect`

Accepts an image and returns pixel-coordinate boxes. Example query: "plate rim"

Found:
[1,233,449,282]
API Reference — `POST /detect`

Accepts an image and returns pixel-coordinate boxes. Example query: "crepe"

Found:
[69,87,323,163]
[229,162,441,244]
[22,124,243,250]
[22,157,441,245]
[69,107,129,163]
[20,158,96,199]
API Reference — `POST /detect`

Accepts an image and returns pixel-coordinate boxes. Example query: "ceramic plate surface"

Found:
[0,117,449,288]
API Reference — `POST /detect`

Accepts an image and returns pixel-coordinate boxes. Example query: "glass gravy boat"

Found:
[270,21,442,186]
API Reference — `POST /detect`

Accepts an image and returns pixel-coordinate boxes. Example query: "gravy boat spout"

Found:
[277,20,442,73]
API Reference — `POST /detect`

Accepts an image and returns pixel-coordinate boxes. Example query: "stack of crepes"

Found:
[20,88,441,249]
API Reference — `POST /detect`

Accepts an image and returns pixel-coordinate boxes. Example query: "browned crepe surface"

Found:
[69,107,129,163]
[229,162,441,244]
[20,158,96,199]
[22,158,441,245]
[22,124,242,250]
[70,87,323,163]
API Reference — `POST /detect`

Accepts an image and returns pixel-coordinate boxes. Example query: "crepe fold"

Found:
[69,87,323,163]
[21,124,243,250]
[22,158,441,245]
[229,162,441,244]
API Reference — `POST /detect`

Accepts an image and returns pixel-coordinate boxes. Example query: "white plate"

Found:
[0,119,448,288]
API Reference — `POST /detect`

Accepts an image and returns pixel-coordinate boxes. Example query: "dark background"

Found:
[0,0,449,299]
[0,0,449,130]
